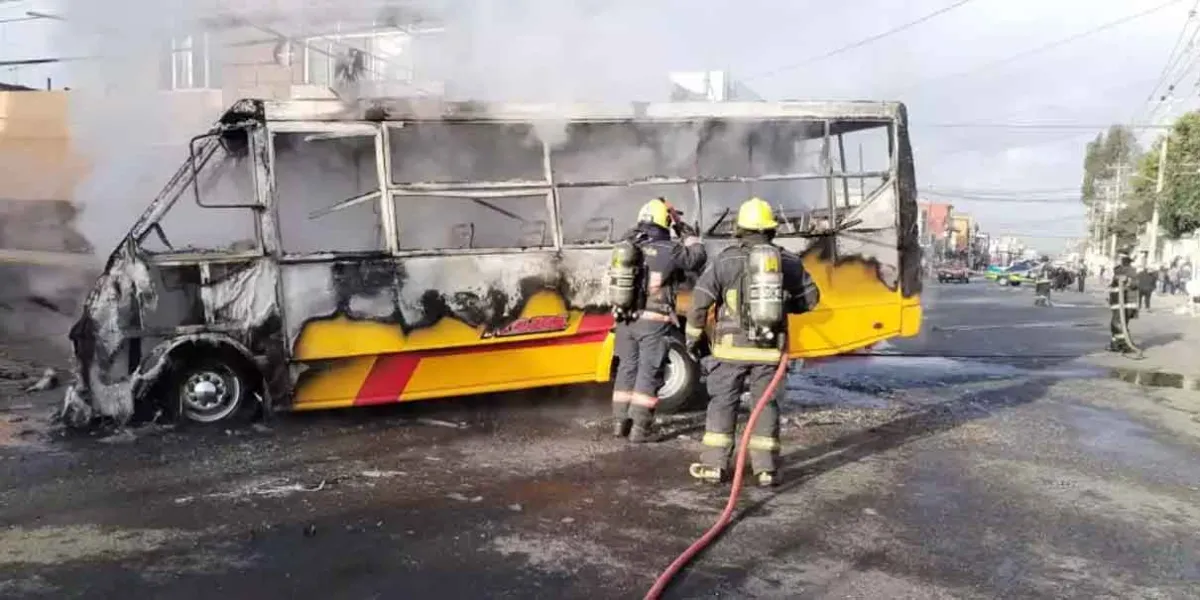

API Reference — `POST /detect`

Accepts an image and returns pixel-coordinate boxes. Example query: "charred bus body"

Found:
[61,98,923,427]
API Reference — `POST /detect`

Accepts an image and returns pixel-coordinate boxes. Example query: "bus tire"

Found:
[167,356,253,424]
[655,338,702,415]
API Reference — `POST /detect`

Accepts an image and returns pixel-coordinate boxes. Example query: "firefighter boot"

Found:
[627,404,659,443]
[755,471,780,488]
[612,418,632,438]
[689,463,726,484]
[628,424,655,443]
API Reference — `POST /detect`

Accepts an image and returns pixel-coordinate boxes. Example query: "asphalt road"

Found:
[3,278,1200,599]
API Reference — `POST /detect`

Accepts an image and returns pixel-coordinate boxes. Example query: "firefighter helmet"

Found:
[736,197,779,231]
[637,198,672,229]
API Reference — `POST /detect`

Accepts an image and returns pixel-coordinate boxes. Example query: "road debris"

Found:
[98,429,137,444]
[414,417,468,429]
[361,470,407,479]
[23,368,57,393]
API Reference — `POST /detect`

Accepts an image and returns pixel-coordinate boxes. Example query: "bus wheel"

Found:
[656,338,701,415]
[171,358,250,424]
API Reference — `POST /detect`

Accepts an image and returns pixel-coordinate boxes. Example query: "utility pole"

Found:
[1104,162,1128,262]
[1148,137,1168,265]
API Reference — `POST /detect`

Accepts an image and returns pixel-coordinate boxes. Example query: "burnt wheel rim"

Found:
[181,365,241,423]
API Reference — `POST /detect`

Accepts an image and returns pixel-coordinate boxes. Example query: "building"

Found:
[988,236,1025,267]
[668,71,762,102]
[0,87,91,261]
[917,200,953,259]
[950,214,974,253]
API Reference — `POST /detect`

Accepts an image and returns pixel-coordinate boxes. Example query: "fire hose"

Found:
[1116,280,1145,360]
[643,351,791,600]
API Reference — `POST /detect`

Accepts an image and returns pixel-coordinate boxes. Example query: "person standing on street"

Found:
[1159,263,1171,295]
[609,198,707,443]
[1077,263,1087,292]
[684,197,821,487]
[1136,266,1157,311]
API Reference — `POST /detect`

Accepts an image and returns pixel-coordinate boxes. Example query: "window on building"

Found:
[160,34,222,90]
[303,31,412,87]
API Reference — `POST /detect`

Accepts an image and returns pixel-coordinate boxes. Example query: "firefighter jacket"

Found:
[685,236,821,364]
[624,222,707,317]
[1109,264,1139,312]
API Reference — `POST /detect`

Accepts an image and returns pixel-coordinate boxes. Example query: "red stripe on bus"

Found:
[353,314,614,405]
[354,354,421,406]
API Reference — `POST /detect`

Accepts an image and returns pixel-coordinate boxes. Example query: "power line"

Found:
[1136,0,1200,116]
[743,0,979,83]
[895,0,1188,95]
[923,186,1083,194]
[1141,40,1200,125]
[920,122,1175,130]
[919,194,1083,204]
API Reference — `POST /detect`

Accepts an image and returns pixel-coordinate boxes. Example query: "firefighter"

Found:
[609,198,707,443]
[1108,254,1139,353]
[683,197,820,487]
[1033,267,1052,306]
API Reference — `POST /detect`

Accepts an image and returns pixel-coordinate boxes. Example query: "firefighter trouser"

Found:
[612,319,674,427]
[700,360,782,474]
[1109,293,1137,351]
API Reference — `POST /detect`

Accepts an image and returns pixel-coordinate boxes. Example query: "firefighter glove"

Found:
[673,220,698,238]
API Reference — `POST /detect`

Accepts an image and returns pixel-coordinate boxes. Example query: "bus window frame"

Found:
[259,116,902,259]
[382,122,561,256]
[267,121,395,260]
[131,122,268,262]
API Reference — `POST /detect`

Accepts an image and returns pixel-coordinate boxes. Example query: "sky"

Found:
[1,0,1197,255]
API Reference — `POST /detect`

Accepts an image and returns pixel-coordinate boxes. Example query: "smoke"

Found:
[53,0,713,252]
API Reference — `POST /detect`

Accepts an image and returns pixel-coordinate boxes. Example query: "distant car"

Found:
[937,264,970,283]
[991,260,1038,286]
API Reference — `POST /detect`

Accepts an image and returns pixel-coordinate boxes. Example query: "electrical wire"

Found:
[922,186,1083,195]
[743,0,979,83]
[921,122,1174,130]
[918,194,1082,204]
[1141,45,1200,125]
[1135,0,1200,117]
[895,0,1188,95]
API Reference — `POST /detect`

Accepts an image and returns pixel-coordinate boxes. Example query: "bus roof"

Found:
[222,97,907,124]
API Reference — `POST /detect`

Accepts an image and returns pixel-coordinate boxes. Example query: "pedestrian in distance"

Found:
[684,197,821,487]
[608,197,707,443]
[1136,266,1157,311]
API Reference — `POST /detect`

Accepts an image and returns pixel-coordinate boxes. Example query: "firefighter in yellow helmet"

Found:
[684,197,820,486]
[608,197,707,442]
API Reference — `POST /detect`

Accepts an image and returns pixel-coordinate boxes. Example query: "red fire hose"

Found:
[643,352,791,600]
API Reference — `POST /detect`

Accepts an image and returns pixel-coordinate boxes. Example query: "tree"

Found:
[1080,125,1140,207]
[1160,112,1200,238]
[1108,142,1161,249]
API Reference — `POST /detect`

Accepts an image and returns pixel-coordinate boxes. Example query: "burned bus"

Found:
[61,97,922,426]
